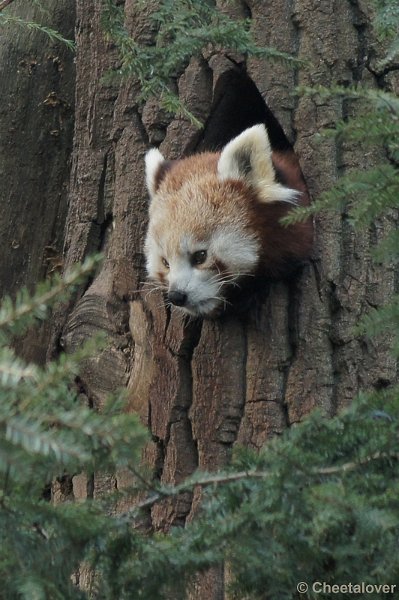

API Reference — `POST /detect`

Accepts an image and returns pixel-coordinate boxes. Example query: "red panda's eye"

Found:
[192,250,207,266]
[162,257,169,269]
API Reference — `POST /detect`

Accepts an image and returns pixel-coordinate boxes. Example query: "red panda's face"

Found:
[144,125,299,317]
[144,176,260,317]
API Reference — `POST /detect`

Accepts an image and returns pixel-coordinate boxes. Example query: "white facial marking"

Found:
[145,225,260,317]
[209,227,259,273]
[144,227,164,279]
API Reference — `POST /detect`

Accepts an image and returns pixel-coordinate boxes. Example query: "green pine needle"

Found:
[0,254,102,337]
[0,13,75,51]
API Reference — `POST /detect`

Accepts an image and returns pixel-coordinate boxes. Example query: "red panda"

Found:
[144,124,313,318]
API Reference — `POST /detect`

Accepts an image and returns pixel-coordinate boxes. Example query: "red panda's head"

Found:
[144,125,299,317]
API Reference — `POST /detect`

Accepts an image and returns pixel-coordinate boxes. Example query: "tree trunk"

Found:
[0,0,75,363]
[3,0,397,598]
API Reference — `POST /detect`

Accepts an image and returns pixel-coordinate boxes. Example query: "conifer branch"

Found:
[0,12,75,51]
[0,351,38,386]
[101,0,301,126]
[128,450,399,516]
[129,452,399,513]
[132,470,270,513]
[314,451,399,475]
[4,418,90,463]
[0,255,101,334]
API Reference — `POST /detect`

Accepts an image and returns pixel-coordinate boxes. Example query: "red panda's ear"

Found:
[217,125,298,204]
[145,148,167,199]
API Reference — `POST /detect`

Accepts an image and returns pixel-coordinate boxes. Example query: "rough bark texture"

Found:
[0,0,75,362]
[3,0,398,598]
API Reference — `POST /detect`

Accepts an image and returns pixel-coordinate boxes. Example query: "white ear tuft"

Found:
[218,124,273,182]
[217,124,299,205]
[145,148,166,198]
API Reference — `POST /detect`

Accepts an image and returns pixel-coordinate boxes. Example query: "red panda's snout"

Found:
[143,124,312,318]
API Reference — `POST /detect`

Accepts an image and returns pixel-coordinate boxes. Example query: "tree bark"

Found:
[2,0,397,598]
[0,0,75,362]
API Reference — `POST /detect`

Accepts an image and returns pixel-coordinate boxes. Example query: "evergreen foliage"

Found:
[90,390,399,599]
[101,0,300,126]
[0,1,75,51]
[3,282,399,600]
[0,257,148,599]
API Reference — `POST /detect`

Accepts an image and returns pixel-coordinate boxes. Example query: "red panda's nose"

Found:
[168,290,187,307]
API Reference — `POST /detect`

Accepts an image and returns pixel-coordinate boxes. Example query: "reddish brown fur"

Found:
[251,198,313,277]
[256,148,312,276]
[272,150,310,206]
[160,153,219,192]
[154,148,312,279]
